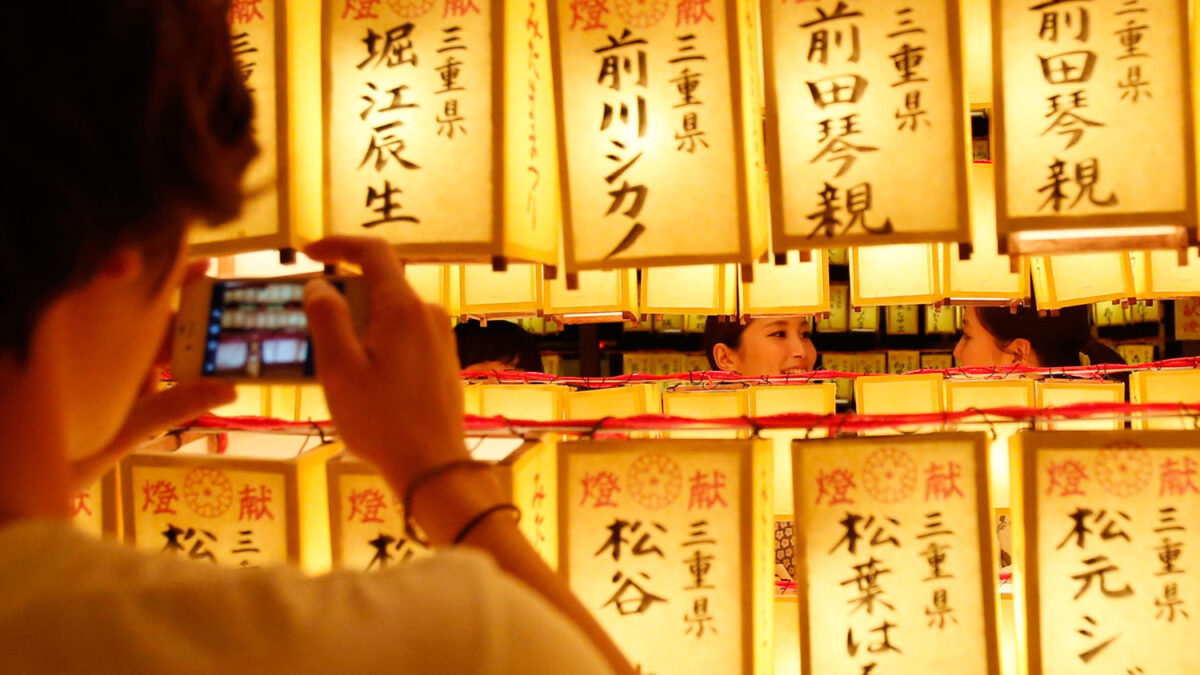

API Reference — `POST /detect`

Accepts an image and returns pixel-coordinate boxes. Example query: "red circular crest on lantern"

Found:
[862,447,918,504]
[626,453,682,510]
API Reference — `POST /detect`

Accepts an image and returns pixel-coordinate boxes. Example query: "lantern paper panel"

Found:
[478,383,572,421]
[946,162,1031,302]
[213,384,271,417]
[404,263,454,310]
[792,432,1000,675]
[121,437,340,575]
[816,283,850,332]
[739,251,831,318]
[458,263,543,317]
[641,265,737,317]
[886,305,920,336]
[1140,249,1200,299]
[1035,380,1124,432]
[550,0,768,271]
[925,304,959,334]
[962,0,991,104]
[1029,252,1134,310]
[662,387,752,440]
[560,439,774,675]
[854,373,946,435]
[324,1,558,264]
[71,470,119,540]
[944,379,1036,508]
[748,383,838,516]
[565,384,663,420]
[496,438,560,570]
[764,0,971,250]
[1011,431,1200,674]
[543,268,638,321]
[1129,370,1200,430]
[850,244,946,306]
[887,350,921,374]
[326,456,430,572]
[993,0,1195,253]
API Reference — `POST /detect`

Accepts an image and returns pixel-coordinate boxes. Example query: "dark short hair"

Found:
[0,0,257,358]
[974,305,1125,367]
[454,320,543,372]
[702,316,746,370]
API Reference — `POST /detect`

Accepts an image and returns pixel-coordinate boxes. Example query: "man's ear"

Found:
[93,247,146,287]
[1007,338,1035,366]
[712,343,740,372]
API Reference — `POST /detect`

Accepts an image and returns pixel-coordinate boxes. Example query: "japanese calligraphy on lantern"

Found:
[560,439,773,674]
[1013,430,1200,674]
[993,0,1196,249]
[325,0,558,263]
[326,458,430,571]
[71,471,119,540]
[763,0,970,250]
[550,0,768,271]
[191,0,288,253]
[793,432,1000,675]
[122,440,340,573]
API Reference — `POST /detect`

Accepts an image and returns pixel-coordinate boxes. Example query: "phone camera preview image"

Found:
[202,280,315,379]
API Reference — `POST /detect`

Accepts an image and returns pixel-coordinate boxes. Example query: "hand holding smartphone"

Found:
[172,275,367,382]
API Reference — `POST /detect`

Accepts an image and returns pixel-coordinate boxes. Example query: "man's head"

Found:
[0,0,256,451]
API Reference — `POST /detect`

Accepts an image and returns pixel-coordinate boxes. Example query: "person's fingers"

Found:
[305,278,368,376]
[123,379,237,440]
[303,237,406,291]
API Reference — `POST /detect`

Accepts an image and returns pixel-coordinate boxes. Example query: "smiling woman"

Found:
[703,316,818,376]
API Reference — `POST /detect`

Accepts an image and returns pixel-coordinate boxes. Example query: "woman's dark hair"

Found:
[974,305,1125,367]
[702,316,747,370]
[0,0,257,359]
[454,321,543,372]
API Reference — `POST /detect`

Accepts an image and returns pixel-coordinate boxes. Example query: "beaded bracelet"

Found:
[402,459,493,546]
[452,503,522,545]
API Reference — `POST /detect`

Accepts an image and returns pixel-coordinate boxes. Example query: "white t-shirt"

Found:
[0,519,613,674]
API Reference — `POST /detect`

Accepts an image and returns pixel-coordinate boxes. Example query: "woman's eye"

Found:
[769,331,786,338]
[800,331,812,339]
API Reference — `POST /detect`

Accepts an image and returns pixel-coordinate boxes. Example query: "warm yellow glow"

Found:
[662,388,752,439]
[543,269,638,319]
[213,385,270,417]
[1029,252,1134,310]
[1139,249,1200,299]
[477,383,572,421]
[944,379,1036,508]
[740,251,831,317]
[793,433,998,674]
[71,470,119,540]
[885,305,920,336]
[404,264,452,309]
[641,265,737,316]
[565,384,663,420]
[849,305,879,332]
[749,383,837,515]
[851,244,946,306]
[855,373,946,435]
[326,456,430,572]
[296,384,330,421]
[946,162,1030,302]
[550,0,767,271]
[1035,380,1124,432]
[501,438,559,570]
[815,284,850,332]
[560,438,774,674]
[459,263,542,317]
[1129,370,1200,430]
[887,350,921,374]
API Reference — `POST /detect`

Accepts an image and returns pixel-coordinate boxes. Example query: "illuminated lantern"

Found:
[855,373,945,435]
[559,438,774,674]
[945,162,1031,303]
[926,304,962,334]
[944,379,1036,507]
[326,454,429,571]
[122,434,342,574]
[662,387,752,439]
[71,469,120,540]
[547,0,768,272]
[850,245,946,306]
[210,250,325,277]
[1029,252,1135,311]
[1010,430,1200,673]
[478,383,572,421]
[404,263,455,310]
[739,251,831,318]
[887,350,921,375]
[565,384,663,420]
[324,1,558,266]
[296,384,331,422]
[763,0,970,252]
[849,305,880,332]
[792,432,1000,674]
[816,284,850,332]
[212,384,271,417]
[885,305,920,336]
[1136,249,1200,299]
[458,263,543,318]
[993,0,1195,256]
[748,383,837,515]
[191,2,322,255]
[543,269,639,324]
[641,265,737,317]
[1035,380,1124,432]
[1130,370,1200,430]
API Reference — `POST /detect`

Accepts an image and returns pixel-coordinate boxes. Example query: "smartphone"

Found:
[172,275,367,382]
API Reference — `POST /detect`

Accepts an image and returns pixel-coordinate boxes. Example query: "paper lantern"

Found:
[763,0,970,252]
[1010,430,1200,673]
[1136,249,1200,299]
[887,350,921,375]
[478,383,572,421]
[993,0,1195,256]
[886,305,920,335]
[543,268,638,323]
[212,384,271,417]
[819,352,856,403]
[565,384,663,420]
[925,305,959,334]
[1115,344,1155,366]
[458,263,543,317]
[191,2,322,255]
[211,250,326,278]
[739,251,831,318]
[559,438,774,674]
[641,265,737,317]
[1035,380,1124,432]
[945,162,1031,303]
[816,283,850,332]
[921,352,955,370]
[296,384,331,421]
[121,434,341,574]
[849,305,880,332]
[944,379,1036,508]
[792,432,1000,674]
[71,469,120,540]
[403,263,454,310]
[663,387,752,440]
[850,244,946,306]
[324,1,558,265]
[856,352,888,376]
[855,373,946,435]
[748,383,837,516]
[1029,252,1134,310]
[1130,370,1200,430]
[326,454,429,571]
[548,1,768,272]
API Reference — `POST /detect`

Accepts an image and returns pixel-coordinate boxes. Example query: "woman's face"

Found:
[953,307,1017,367]
[720,317,817,376]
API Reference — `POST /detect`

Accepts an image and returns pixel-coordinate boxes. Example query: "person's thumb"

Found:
[305,278,367,379]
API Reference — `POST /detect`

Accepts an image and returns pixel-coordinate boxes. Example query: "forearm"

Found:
[397,468,636,675]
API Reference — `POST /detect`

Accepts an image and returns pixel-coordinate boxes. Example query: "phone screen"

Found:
[202,280,325,378]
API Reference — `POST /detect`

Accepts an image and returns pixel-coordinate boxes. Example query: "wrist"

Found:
[406,466,508,547]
